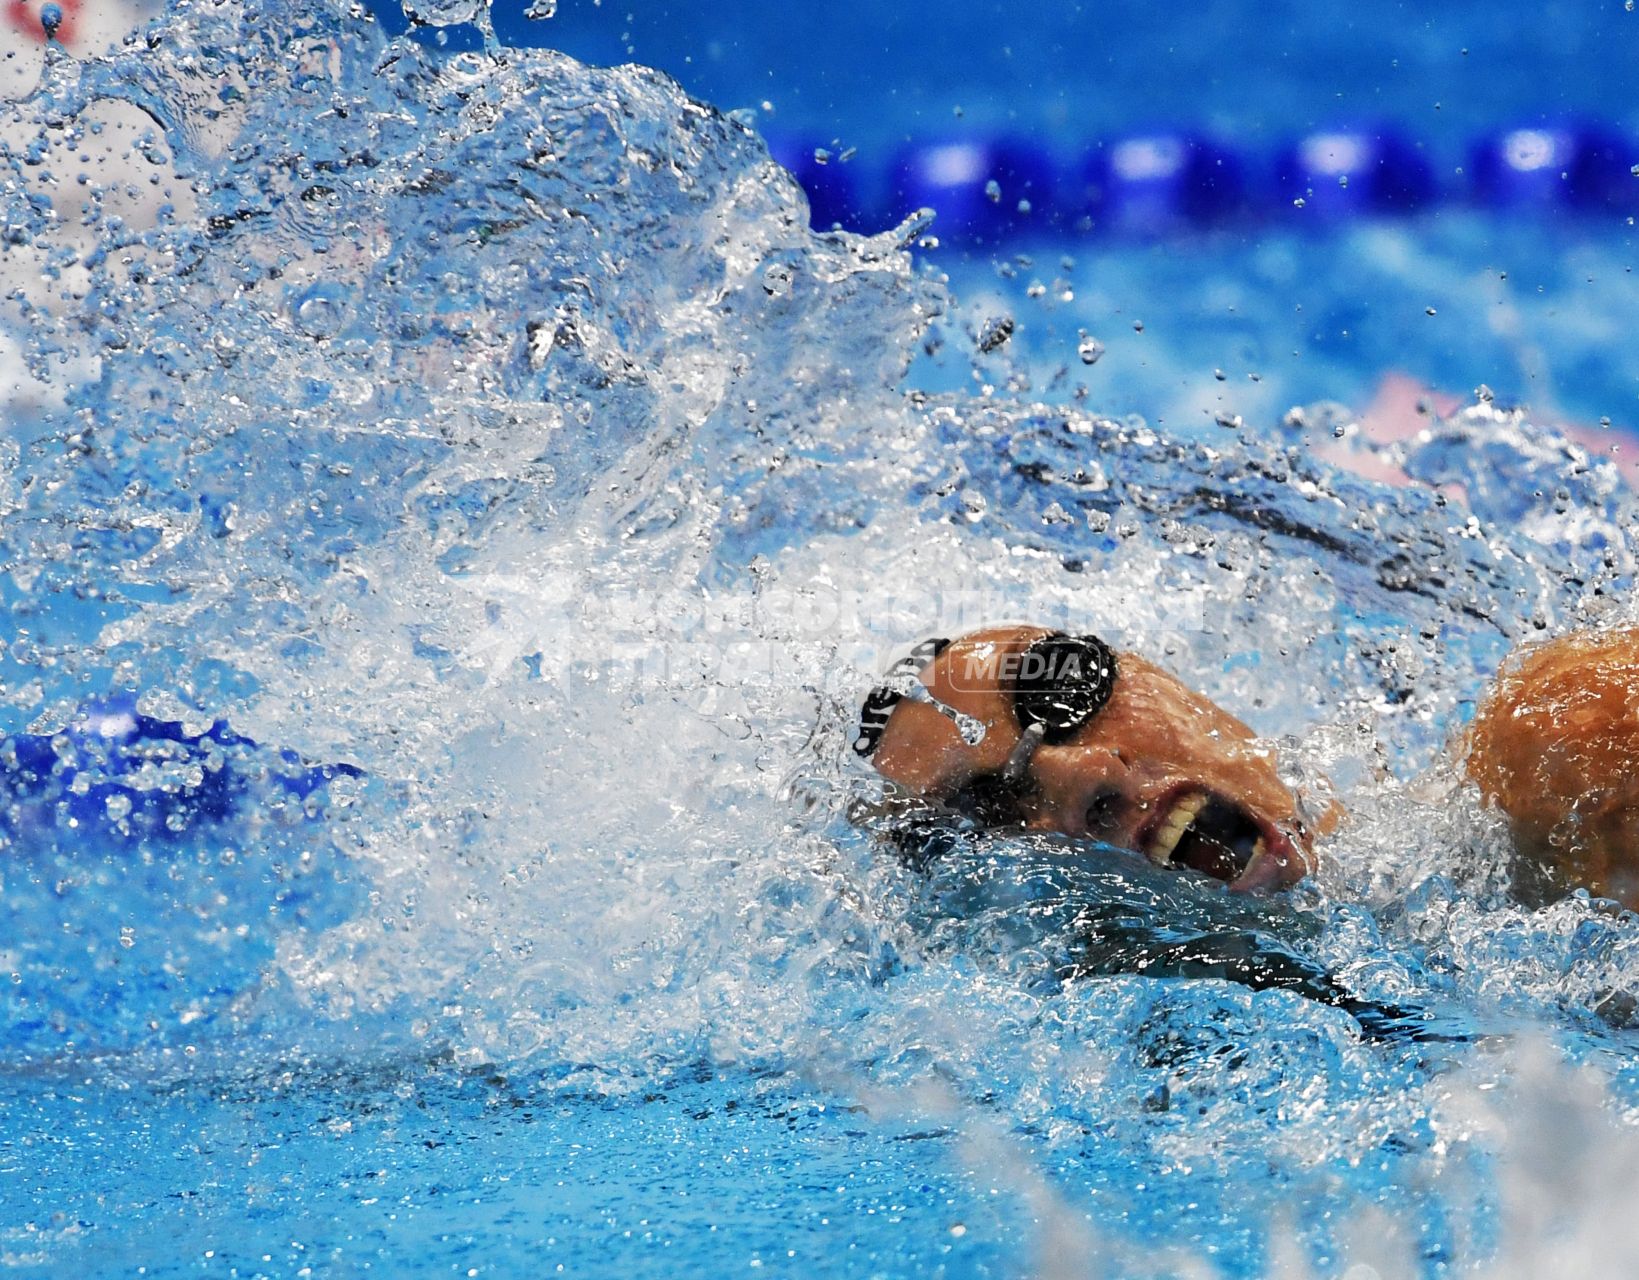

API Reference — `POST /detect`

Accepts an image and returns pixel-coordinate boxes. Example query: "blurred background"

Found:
[381,0,1639,465]
[440,0,1639,148]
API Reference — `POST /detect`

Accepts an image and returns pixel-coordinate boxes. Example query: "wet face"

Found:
[869,625,1315,891]
[1466,627,1639,910]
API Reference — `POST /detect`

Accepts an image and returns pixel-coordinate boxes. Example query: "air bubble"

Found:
[1077,333,1104,365]
[524,0,558,17]
[984,179,1002,203]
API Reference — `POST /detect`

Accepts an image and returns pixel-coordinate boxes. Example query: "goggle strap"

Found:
[1001,720,1046,782]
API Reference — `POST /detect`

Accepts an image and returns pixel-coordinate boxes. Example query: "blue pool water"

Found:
[4,1,1639,1277]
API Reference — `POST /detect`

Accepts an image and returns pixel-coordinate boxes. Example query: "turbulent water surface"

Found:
[3,3,1639,1276]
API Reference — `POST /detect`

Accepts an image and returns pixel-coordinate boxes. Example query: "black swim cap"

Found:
[853,636,951,757]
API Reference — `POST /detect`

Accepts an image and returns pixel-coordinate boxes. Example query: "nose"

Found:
[1027,744,1143,839]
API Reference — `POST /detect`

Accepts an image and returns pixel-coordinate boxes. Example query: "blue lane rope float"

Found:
[1272,129,1436,220]
[887,137,1059,245]
[1470,125,1636,211]
[0,699,363,849]
[1078,134,1246,236]
[770,123,1637,240]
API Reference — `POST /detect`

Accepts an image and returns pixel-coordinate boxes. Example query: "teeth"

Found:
[1145,793,1209,865]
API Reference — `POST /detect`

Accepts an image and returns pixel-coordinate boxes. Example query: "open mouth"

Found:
[1136,788,1295,891]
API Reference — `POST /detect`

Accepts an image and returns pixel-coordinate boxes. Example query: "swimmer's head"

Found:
[855,625,1315,891]
[1466,627,1639,909]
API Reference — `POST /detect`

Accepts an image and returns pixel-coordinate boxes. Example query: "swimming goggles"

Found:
[853,631,1119,770]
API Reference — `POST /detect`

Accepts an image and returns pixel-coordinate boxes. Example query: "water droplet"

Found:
[1214,368,1226,381]
[524,0,558,17]
[294,288,346,339]
[1132,319,1144,333]
[812,147,831,166]
[893,207,936,248]
[984,179,1002,203]
[40,3,64,38]
[403,0,486,25]
[1077,333,1104,365]
[1475,384,1495,404]
[761,261,793,298]
[1292,196,1307,208]
[1215,411,1243,430]
[977,315,1014,353]
[1425,306,1437,316]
